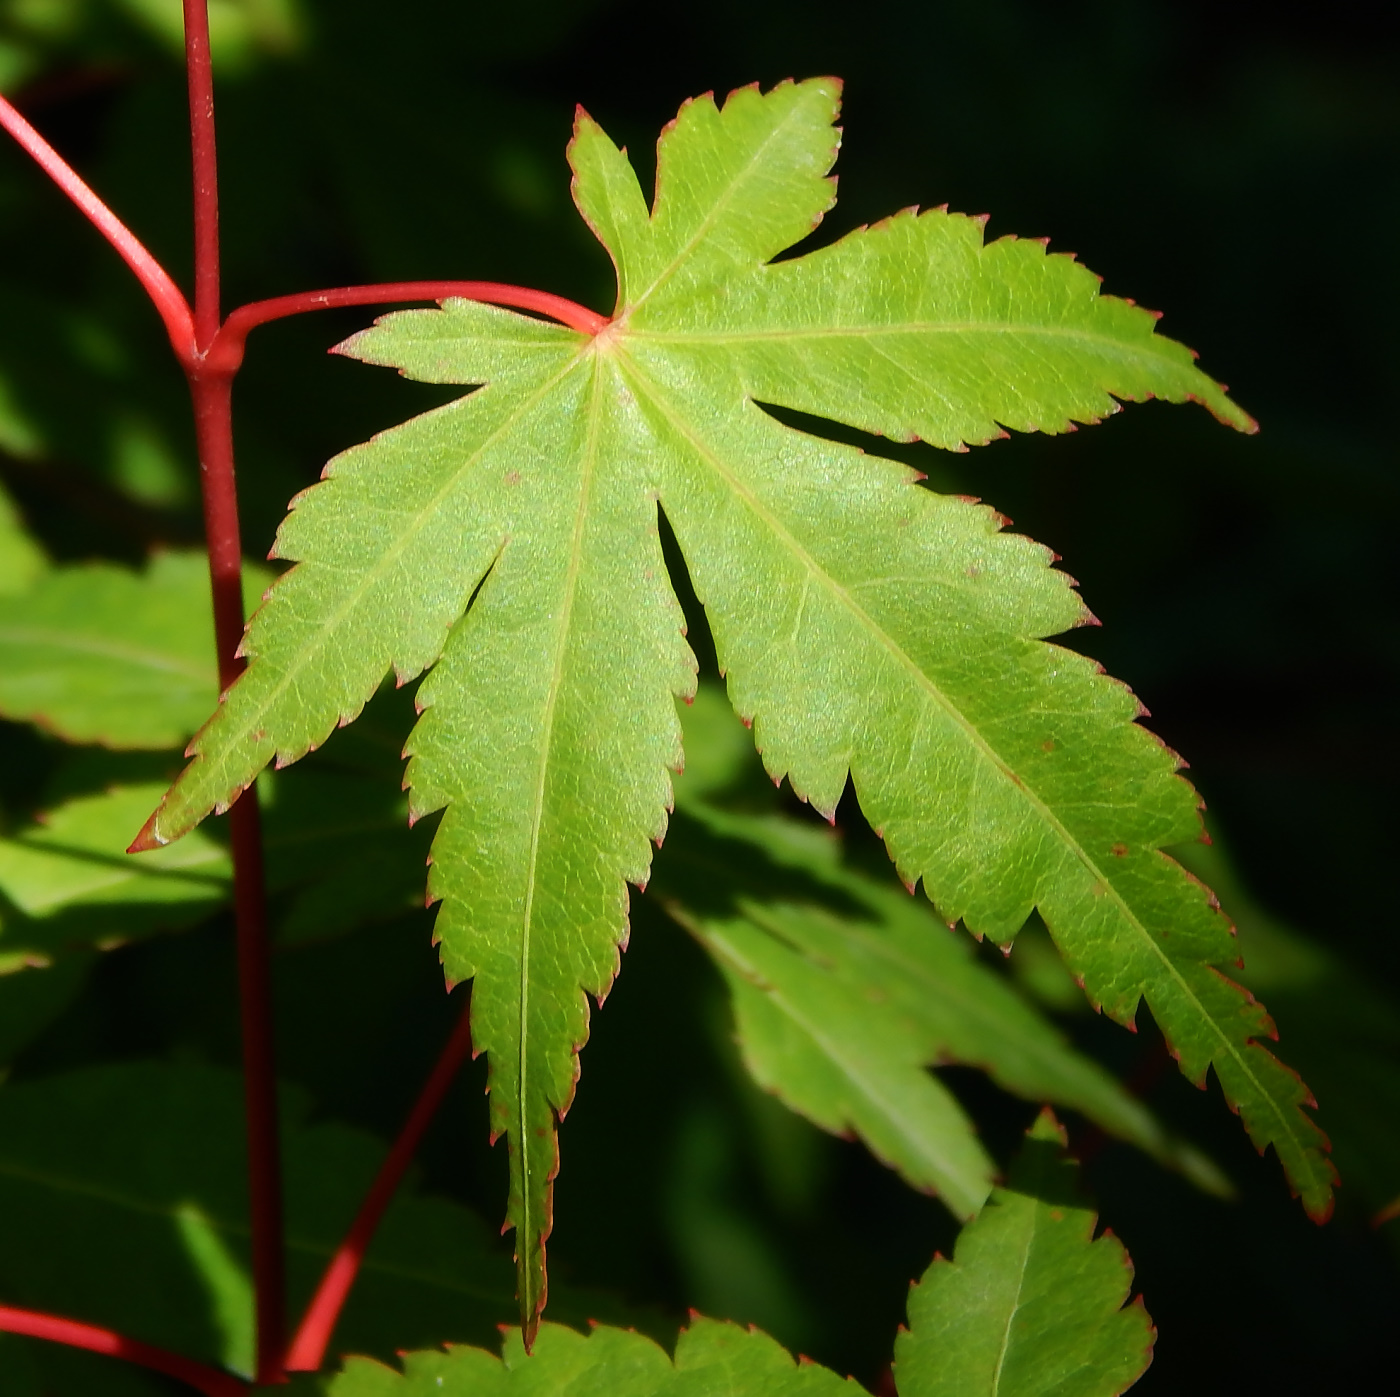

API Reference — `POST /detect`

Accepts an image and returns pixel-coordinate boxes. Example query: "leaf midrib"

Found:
[620,359,1311,1183]
[511,355,607,1296]
[624,95,825,320]
[988,1205,1037,1396]
[633,322,1179,354]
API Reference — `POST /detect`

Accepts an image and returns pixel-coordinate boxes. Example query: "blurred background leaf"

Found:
[0,1061,518,1387]
[0,552,269,747]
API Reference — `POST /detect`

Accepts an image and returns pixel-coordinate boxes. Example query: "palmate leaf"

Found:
[134,77,1330,1330]
[0,551,270,749]
[0,783,229,970]
[322,1115,1149,1397]
[666,819,995,1220]
[893,1111,1153,1397]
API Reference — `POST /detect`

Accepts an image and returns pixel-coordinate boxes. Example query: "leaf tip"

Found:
[1029,1105,1069,1146]
[1307,1190,1337,1226]
[126,808,167,853]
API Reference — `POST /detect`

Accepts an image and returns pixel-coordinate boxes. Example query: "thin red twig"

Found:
[0,1305,247,1397]
[0,92,196,362]
[182,5,284,1384]
[284,995,476,1372]
[184,0,221,351]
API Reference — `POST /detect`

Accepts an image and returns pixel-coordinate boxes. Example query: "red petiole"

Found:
[0,1,600,1386]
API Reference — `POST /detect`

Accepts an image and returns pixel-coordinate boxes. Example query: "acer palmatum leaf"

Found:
[326,1317,860,1396]
[894,1111,1155,1397]
[135,77,1332,1332]
[321,1118,1150,1396]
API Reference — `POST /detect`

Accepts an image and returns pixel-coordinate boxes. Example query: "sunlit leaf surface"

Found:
[894,1112,1154,1397]
[135,79,1327,1330]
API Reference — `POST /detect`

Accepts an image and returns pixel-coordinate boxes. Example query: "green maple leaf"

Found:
[0,783,229,969]
[135,77,1332,1333]
[324,1317,859,1397]
[894,1111,1154,1397]
[657,686,1228,1209]
[321,1115,1151,1397]
[0,758,429,970]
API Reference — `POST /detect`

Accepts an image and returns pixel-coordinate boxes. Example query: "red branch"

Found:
[0,1305,246,1397]
[284,995,476,1372]
[184,0,221,351]
[182,4,284,1384]
[0,93,196,362]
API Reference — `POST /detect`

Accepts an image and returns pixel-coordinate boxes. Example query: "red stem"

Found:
[0,92,196,362]
[184,0,221,351]
[193,374,284,1385]
[0,1305,246,1397]
[183,5,283,1383]
[284,995,476,1372]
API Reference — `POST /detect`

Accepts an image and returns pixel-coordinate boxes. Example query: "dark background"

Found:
[0,0,1396,1391]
